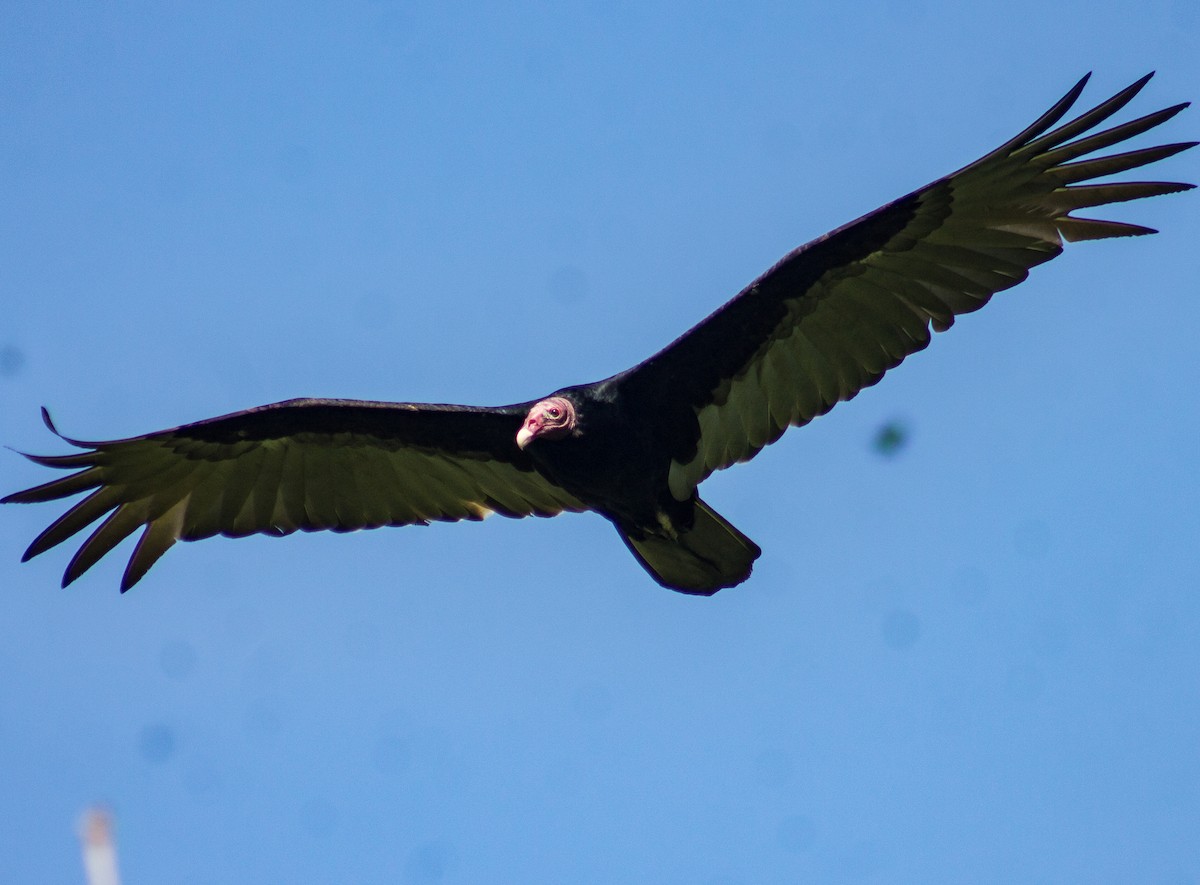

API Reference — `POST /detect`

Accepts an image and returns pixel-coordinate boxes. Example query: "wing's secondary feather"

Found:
[3,74,1193,595]
[606,74,1194,500]
[3,400,586,589]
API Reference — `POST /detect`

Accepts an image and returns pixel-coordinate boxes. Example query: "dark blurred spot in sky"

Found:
[159,639,197,680]
[881,608,921,650]
[2,9,1195,882]
[547,265,589,304]
[776,814,816,853]
[0,344,26,377]
[405,840,452,883]
[138,723,177,764]
[871,420,909,458]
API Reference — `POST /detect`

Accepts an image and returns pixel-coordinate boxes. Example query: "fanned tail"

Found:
[616,498,761,595]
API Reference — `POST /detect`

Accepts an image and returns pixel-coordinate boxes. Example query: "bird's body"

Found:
[5,73,1195,594]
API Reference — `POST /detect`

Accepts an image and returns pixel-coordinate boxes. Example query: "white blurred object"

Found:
[79,807,121,885]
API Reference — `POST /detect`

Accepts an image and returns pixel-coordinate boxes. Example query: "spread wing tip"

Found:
[2,410,101,500]
[37,406,109,449]
[39,406,87,445]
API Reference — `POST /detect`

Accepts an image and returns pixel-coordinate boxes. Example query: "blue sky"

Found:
[2,3,1197,882]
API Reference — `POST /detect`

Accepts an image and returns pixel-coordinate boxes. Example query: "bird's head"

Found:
[516,396,577,450]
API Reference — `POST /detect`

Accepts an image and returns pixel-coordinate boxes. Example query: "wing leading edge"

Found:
[608,74,1194,500]
[4,399,586,590]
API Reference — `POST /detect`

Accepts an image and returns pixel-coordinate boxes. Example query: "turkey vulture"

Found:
[5,73,1195,595]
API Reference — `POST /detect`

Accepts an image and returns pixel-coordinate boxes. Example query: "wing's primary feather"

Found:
[610,73,1195,500]
[3,400,586,590]
[4,74,1194,595]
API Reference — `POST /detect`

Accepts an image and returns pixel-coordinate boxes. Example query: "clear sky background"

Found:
[2,3,1198,883]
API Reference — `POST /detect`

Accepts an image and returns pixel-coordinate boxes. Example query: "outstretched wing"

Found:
[4,399,586,590]
[612,73,1195,500]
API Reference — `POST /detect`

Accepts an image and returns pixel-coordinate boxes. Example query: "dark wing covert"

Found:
[3,399,586,590]
[611,73,1195,500]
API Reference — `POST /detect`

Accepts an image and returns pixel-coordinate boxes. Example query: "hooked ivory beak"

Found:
[516,422,536,450]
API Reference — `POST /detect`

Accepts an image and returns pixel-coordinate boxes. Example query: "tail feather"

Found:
[617,499,761,595]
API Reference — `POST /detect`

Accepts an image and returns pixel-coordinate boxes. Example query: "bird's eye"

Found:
[548,408,561,418]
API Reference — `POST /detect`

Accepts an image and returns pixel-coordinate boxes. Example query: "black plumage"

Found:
[4,73,1195,594]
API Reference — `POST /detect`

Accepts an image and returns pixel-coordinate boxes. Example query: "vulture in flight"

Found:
[5,73,1195,595]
